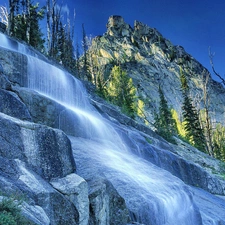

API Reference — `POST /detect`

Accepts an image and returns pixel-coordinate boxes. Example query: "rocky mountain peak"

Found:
[88,15,225,126]
[133,20,158,38]
[106,15,132,37]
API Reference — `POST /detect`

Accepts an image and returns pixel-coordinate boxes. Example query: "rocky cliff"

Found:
[87,15,225,126]
[0,27,225,224]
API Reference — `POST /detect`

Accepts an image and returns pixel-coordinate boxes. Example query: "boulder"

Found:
[14,87,65,128]
[0,158,79,225]
[88,177,129,225]
[50,173,89,225]
[20,201,50,225]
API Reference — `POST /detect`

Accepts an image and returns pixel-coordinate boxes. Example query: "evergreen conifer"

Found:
[107,65,137,118]
[180,69,206,151]
[154,85,176,142]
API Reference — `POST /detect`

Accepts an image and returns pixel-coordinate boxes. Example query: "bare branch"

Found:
[209,47,225,86]
[0,5,8,25]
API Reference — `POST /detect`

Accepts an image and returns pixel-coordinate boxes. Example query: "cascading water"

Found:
[0,33,203,224]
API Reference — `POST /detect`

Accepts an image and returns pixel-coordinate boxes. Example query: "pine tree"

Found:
[74,39,81,77]
[96,73,107,98]
[8,0,18,36]
[107,65,137,118]
[154,85,176,142]
[180,69,206,151]
[28,3,45,51]
[82,23,91,81]
[8,0,45,51]
[212,124,225,161]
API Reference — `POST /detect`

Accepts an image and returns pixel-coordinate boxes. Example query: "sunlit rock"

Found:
[107,15,132,37]
[88,16,225,126]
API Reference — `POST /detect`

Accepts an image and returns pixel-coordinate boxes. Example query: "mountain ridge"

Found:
[86,15,225,127]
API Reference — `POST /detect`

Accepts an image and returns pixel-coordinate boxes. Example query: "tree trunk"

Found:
[46,0,51,53]
[25,0,30,43]
[202,71,214,156]
[8,0,15,35]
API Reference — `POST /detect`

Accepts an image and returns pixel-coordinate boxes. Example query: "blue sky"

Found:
[39,0,225,82]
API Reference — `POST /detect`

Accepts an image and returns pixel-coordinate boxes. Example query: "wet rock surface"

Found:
[0,22,225,224]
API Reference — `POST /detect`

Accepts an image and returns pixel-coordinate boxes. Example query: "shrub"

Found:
[0,196,35,225]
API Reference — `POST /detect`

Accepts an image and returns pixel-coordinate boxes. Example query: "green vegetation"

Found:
[4,0,77,74]
[3,1,225,162]
[180,68,206,152]
[181,92,206,151]
[9,2,45,52]
[97,65,138,118]
[107,65,136,117]
[137,99,146,121]
[95,65,147,120]
[154,85,176,143]
[212,123,225,161]
[145,137,153,144]
[0,195,35,225]
[171,109,186,139]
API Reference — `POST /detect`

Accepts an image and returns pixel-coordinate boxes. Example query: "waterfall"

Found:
[0,33,203,225]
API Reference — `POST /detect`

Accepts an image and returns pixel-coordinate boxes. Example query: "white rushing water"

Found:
[0,33,203,225]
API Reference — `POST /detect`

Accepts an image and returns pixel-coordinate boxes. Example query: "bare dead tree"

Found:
[201,70,214,156]
[209,47,225,86]
[25,0,30,43]
[0,5,8,25]
[46,0,51,52]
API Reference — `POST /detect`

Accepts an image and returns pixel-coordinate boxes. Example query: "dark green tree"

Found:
[74,39,81,78]
[81,23,91,81]
[28,3,45,51]
[57,22,66,61]
[8,0,19,36]
[57,21,75,72]
[180,69,206,151]
[154,85,176,143]
[212,124,225,161]
[9,0,45,52]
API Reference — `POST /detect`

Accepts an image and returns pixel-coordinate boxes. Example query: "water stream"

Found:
[0,33,203,224]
